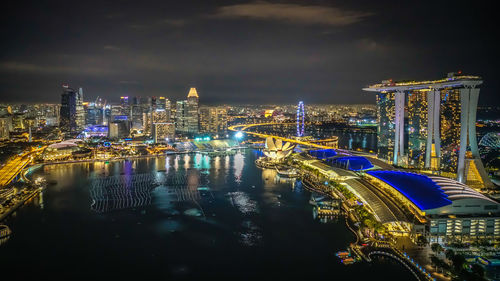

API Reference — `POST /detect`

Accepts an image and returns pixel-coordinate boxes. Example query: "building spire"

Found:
[187,87,198,98]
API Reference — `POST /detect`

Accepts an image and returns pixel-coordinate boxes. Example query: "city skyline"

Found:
[1,0,498,105]
[1,2,499,281]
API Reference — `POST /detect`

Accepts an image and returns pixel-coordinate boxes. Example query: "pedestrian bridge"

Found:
[360,246,434,281]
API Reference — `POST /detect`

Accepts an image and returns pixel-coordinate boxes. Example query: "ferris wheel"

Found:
[297,101,305,137]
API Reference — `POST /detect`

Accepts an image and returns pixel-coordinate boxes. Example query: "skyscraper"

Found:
[60,85,85,134]
[199,106,228,136]
[0,116,10,140]
[175,100,188,133]
[186,88,199,134]
[175,88,199,135]
[364,72,493,189]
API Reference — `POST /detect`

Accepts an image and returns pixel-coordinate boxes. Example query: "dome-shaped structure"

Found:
[263,137,294,161]
[479,132,500,150]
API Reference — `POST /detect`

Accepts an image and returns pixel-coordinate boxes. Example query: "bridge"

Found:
[229,122,338,149]
[357,245,434,281]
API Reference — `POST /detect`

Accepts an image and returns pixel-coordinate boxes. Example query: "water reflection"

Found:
[262,169,278,188]
[233,152,244,184]
[226,191,259,214]
[89,170,209,213]
[238,219,263,246]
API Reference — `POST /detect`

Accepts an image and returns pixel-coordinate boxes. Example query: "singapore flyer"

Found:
[296,101,305,137]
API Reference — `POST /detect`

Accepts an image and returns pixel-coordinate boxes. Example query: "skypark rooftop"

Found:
[363,74,482,92]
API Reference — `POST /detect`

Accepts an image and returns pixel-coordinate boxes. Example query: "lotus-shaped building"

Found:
[263,137,295,161]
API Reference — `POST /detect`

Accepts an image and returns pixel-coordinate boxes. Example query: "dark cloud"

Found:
[0,0,497,105]
[209,1,372,26]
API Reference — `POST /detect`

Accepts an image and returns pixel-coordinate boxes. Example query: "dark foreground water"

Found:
[1,149,414,280]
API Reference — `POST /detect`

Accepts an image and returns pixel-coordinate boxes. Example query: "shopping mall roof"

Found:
[366,171,498,212]
[367,171,451,210]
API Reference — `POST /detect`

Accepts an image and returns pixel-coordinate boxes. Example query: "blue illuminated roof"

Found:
[309,149,337,159]
[366,171,452,210]
[329,156,373,171]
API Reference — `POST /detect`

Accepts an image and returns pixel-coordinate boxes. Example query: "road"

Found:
[0,146,46,187]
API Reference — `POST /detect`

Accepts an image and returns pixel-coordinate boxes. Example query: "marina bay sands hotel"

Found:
[363,72,493,189]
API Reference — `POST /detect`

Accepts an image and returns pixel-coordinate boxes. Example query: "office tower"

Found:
[108,120,130,139]
[175,100,188,133]
[12,113,25,130]
[60,85,85,134]
[86,102,104,125]
[120,96,129,106]
[130,104,143,130]
[199,106,228,136]
[103,106,111,126]
[76,88,85,130]
[0,116,10,140]
[152,108,168,123]
[186,88,199,134]
[152,123,175,143]
[364,72,493,188]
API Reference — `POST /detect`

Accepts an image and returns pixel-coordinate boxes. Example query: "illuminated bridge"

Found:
[229,122,338,149]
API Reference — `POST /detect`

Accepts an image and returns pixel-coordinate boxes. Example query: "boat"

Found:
[275,167,299,178]
[336,251,350,258]
[0,225,12,239]
[341,258,355,265]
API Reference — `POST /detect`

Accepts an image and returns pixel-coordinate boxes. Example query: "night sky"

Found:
[0,0,497,105]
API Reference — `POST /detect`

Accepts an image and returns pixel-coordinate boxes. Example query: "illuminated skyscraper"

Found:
[199,106,228,136]
[186,88,199,134]
[175,100,187,133]
[60,85,85,134]
[364,73,493,188]
[0,116,10,140]
[152,122,175,143]
[175,88,199,135]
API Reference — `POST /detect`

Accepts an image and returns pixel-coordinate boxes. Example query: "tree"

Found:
[451,254,466,273]
[470,264,485,278]
[430,255,442,271]
[417,235,427,246]
[431,243,444,254]
[445,249,455,261]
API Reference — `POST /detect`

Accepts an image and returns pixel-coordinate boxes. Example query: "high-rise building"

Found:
[108,120,130,139]
[199,106,228,136]
[186,88,199,134]
[0,116,11,140]
[60,85,85,134]
[152,123,175,143]
[175,88,199,135]
[175,100,188,133]
[130,104,143,130]
[59,84,85,133]
[86,103,104,125]
[364,72,493,188]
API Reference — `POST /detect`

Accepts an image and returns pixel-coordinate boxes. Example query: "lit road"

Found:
[0,146,46,186]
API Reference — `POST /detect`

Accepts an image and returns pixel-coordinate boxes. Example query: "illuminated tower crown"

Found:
[187,87,198,98]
